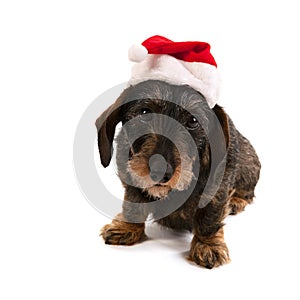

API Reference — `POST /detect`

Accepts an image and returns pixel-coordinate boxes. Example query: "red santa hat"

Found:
[128,35,220,108]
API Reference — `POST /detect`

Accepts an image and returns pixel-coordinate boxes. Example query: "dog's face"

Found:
[118,98,204,198]
[96,80,229,199]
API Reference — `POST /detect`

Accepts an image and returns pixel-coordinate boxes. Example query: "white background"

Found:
[1,1,300,299]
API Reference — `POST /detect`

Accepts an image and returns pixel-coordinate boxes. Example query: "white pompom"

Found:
[128,44,148,62]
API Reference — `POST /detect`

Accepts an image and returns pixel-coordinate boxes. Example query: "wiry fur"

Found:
[96,80,261,269]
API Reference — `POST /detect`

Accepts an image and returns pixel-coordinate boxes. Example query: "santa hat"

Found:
[128,35,220,108]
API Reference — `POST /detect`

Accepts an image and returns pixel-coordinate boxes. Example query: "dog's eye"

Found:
[186,116,199,130]
[139,108,153,122]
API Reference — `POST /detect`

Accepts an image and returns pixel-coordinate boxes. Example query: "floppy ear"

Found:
[212,104,230,149]
[95,94,125,167]
[207,104,230,167]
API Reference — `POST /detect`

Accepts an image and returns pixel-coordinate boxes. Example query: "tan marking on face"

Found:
[146,185,171,198]
[167,160,195,191]
[127,135,196,198]
[128,155,149,177]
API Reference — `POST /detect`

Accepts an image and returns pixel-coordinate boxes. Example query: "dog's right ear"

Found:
[95,94,125,168]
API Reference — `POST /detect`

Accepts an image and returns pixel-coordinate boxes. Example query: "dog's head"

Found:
[96,80,229,199]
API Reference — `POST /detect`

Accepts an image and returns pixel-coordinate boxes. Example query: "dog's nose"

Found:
[149,154,174,183]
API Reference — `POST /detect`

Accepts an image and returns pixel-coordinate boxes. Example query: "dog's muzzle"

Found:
[148,154,174,184]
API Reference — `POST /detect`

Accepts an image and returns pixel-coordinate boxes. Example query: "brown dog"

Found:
[96,80,261,269]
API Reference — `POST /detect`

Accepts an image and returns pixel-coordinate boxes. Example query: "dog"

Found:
[96,79,261,269]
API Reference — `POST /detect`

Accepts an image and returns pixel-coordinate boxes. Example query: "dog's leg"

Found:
[189,191,230,269]
[229,187,255,215]
[101,187,148,246]
[229,134,260,215]
[229,196,251,215]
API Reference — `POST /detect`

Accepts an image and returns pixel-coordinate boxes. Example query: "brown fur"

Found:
[96,80,261,268]
[101,214,146,245]
[189,227,230,269]
[229,197,250,215]
[127,133,193,197]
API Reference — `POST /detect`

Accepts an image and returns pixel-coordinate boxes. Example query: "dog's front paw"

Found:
[189,237,230,269]
[100,220,146,246]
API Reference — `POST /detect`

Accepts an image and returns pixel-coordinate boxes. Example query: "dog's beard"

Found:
[127,154,195,199]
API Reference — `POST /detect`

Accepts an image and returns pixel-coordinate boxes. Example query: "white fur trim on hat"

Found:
[128,54,221,108]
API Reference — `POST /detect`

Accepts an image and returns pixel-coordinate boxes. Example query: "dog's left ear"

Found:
[95,93,126,168]
[212,104,230,149]
[208,104,230,165]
